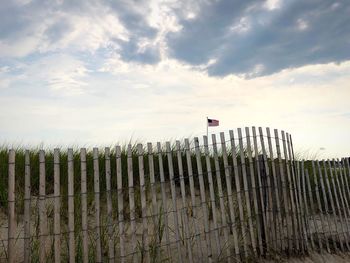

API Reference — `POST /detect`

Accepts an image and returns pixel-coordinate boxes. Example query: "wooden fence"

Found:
[1,127,350,262]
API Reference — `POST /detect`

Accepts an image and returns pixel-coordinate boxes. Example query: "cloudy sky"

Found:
[0,0,349,158]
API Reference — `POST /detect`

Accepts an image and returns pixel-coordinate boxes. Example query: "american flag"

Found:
[208,118,219,127]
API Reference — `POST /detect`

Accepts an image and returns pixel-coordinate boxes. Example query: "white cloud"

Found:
[296,18,309,31]
[264,0,281,10]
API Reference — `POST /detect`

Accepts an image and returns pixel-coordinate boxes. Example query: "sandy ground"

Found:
[261,252,350,263]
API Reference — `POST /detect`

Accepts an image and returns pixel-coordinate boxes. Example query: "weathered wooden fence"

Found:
[1,127,350,262]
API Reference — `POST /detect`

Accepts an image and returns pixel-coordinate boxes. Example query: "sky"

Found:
[0,0,349,158]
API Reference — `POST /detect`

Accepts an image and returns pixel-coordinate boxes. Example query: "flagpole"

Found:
[206,116,208,139]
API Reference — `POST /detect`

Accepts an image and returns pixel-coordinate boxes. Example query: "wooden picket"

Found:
[105,147,115,262]
[211,134,231,261]
[24,150,31,263]
[39,150,47,263]
[93,148,102,262]
[68,149,75,263]
[80,148,89,263]
[229,130,248,258]
[8,150,15,263]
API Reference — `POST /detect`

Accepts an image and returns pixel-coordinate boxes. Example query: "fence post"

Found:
[8,150,15,263]
[80,148,89,263]
[24,150,31,263]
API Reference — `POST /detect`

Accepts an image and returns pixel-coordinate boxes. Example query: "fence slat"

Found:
[286,134,305,253]
[237,128,257,255]
[203,136,221,257]
[311,161,330,252]
[334,159,350,250]
[156,142,171,260]
[252,127,268,254]
[258,127,276,251]
[245,127,263,255]
[147,143,160,259]
[53,149,61,263]
[274,129,292,253]
[80,148,89,263]
[252,127,269,253]
[127,145,137,263]
[212,134,231,262]
[340,158,350,234]
[306,168,320,251]
[220,132,240,258]
[39,150,48,263]
[116,146,125,262]
[266,128,284,251]
[296,161,309,252]
[343,158,350,201]
[184,138,204,259]
[175,140,193,262]
[166,141,184,263]
[316,161,337,251]
[229,130,248,258]
[138,144,150,262]
[301,162,314,250]
[105,147,115,262]
[281,131,298,252]
[8,150,15,263]
[328,159,349,251]
[194,137,213,263]
[93,148,102,263]
[341,158,350,213]
[321,160,342,251]
[68,149,75,263]
[24,150,31,263]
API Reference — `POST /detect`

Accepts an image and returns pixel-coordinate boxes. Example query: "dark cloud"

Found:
[1,0,349,76]
[167,0,350,77]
